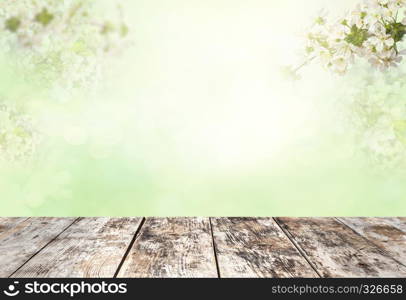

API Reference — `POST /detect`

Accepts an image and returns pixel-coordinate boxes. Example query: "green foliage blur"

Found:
[1,0,405,217]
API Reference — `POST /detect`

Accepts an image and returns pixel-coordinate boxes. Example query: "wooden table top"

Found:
[0,217,405,278]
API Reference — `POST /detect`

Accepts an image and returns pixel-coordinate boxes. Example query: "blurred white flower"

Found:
[333,67,406,168]
[0,0,130,95]
[0,1,130,162]
[330,56,349,74]
[0,102,40,162]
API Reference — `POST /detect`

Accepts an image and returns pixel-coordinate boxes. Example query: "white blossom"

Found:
[293,0,406,169]
[301,0,406,75]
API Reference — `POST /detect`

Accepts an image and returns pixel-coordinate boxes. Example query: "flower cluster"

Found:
[0,102,40,163]
[0,1,130,162]
[0,0,130,94]
[303,0,406,74]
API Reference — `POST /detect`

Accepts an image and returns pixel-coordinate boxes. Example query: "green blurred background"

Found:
[1,0,405,216]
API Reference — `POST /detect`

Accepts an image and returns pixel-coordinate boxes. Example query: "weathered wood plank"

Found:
[0,218,30,240]
[338,218,406,265]
[12,217,143,278]
[275,217,406,278]
[0,218,76,277]
[117,218,218,278]
[212,218,318,278]
[366,217,406,232]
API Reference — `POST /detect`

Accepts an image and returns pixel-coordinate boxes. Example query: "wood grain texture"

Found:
[0,218,76,277]
[275,217,406,278]
[212,218,318,278]
[12,217,143,278]
[0,218,30,240]
[338,218,406,265]
[117,217,218,278]
[1,217,406,278]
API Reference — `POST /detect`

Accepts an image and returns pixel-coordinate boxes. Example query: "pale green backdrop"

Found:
[1,0,405,216]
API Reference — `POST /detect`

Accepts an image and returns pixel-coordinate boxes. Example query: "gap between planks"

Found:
[275,217,406,277]
[335,217,406,268]
[113,217,146,278]
[2,217,406,278]
[211,218,319,278]
[272,217,322,278]
[8,218,79,278]
[11,218,144,278]
[117,218,218,278]
[209,218,221,278]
